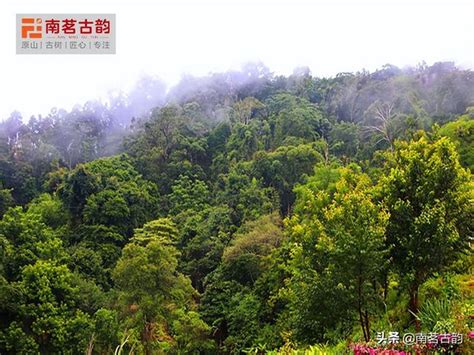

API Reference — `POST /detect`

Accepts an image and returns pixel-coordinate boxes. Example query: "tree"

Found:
[0,194,100,354]
[438,112,474,171]
[126,105,186,166]
[198,213,285,351]
[379,136,472,329]
[226,122,263,161]
[112,218,212,353]
[58,154,158,236]
[363,101,399,150]
[177,205,234,292]
[265,93,329,147]
[329,122,361,160]
[230,97,264,125]
[251,142,324,214]
[222,213,284,287]
[0,259,97,354]
[286,165,388,343]
[0,186,13,218]
[217,169,278,226]
[0,204,67,281]
[168,175,209,216]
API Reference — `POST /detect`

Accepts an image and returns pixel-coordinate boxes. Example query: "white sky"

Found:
[0,0,473,120]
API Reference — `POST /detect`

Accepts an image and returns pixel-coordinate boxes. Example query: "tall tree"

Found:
[112,218,212,354]
[379,136,472,329]
[286,165,388,343]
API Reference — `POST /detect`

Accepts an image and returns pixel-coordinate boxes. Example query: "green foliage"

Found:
[1,64,473,353]
[58,155,158,233]
[438,114,474,170]
[0,204,68,280]
[200,213,287,352]
[417,299,454,333]
[380,136,472,323]
[252,143,324,213]
[222,213,283,286]
[223,213,283,264]
[226,122,263,161]
[27,193,69,229]
[217,169,278,226]
[0,187,13,219]
[112,218,213,353]
[272,94,328,145]
[2,261,94,354]
[286,165,388,343]
[329,121,360,160]
[92,308,121,354]
[230,97,265,125]
[168,175,209,216]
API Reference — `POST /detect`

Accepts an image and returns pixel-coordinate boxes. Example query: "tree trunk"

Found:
[357,277,369,341]
[409,283,420,332]
[359,309,368,342]
[364,309,371,341]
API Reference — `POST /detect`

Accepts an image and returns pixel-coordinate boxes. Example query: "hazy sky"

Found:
[1,0,473,120]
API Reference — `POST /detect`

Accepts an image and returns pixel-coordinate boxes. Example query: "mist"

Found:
[1,61,472,177]
[2,0,472,120]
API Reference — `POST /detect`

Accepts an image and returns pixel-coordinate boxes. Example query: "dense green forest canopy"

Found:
[0,62,473,354]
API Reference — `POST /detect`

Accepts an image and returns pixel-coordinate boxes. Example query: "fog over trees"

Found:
[0,62,472,353]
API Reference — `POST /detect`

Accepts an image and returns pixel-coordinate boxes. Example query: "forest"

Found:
[0,61,473,354]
